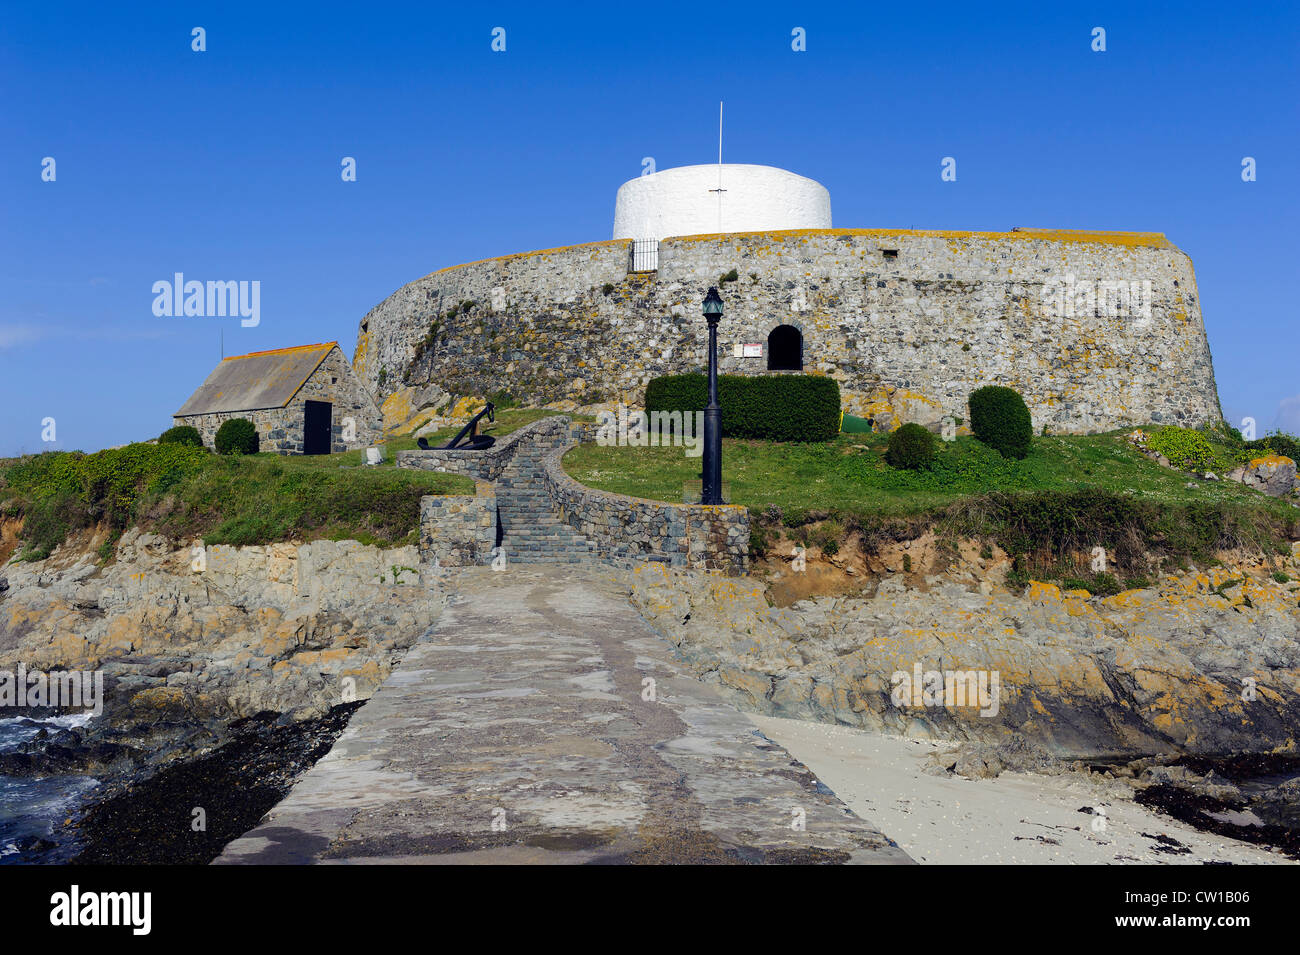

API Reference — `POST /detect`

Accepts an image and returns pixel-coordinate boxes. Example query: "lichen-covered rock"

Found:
[380,383,452,436]
[627,561,1300,758]
[0,529,441,722]
[1225,454,1297,497]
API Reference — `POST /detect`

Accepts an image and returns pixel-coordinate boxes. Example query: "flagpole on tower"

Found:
[710,101,726,233]
[718,101,723,166]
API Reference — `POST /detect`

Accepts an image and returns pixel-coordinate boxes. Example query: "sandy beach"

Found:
[749,715,1293,865]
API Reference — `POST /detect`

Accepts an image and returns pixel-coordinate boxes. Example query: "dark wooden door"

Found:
[303,400,332,455]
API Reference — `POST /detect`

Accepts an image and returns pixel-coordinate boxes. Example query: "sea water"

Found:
[0,713,99,863]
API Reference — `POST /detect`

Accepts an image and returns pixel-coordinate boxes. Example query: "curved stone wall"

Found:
[613,164,832,242]
[356,227,1223,434]
[543,442,750,575]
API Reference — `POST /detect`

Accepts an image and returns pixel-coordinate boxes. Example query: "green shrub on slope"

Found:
[968,386,1033,459]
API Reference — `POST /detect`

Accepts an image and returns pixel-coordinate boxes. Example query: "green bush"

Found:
[1244,432,1300,462]
[158,425,204,447]
[1208,420,1245,446]
[645,373,840,442]
[1146,426,1216,470]
[885,423,936,470]
[3,443,210,558]
[214,418,259,455]
[968,386,1033,459]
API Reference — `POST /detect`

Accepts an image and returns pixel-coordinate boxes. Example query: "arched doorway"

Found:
[767,325,803,371]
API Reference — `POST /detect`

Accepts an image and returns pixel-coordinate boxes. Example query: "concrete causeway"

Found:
[217,565,911,865]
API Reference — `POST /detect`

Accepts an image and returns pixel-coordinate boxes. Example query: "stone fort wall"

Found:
[354,228,1222,434]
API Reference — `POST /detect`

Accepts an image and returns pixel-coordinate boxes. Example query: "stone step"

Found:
[473,459,601,565]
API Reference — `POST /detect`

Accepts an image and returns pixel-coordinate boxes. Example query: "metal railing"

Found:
[628,239,658,273]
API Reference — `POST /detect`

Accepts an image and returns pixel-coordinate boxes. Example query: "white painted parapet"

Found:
[613,164,831,242]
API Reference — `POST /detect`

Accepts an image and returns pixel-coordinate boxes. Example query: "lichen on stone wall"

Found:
[356,230,1222,434]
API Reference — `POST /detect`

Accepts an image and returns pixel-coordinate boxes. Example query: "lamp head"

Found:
[702,286,723,321]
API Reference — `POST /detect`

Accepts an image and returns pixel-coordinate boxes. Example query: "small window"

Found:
[882,249,899,260]
[331,377,338,384]
[360,319,369,332]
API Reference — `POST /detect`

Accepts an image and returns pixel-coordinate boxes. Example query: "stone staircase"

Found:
[494,483,594,564]
[489,423,595,565]
[402,414,748,573]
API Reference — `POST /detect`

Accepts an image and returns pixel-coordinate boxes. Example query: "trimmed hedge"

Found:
[645,373,840,442]
[968,386,1033,459]
[158,425,204,447]
[215,418,259,455]
[885,423,936,470]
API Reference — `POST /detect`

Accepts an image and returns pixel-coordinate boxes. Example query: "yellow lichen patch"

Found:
[664,227,1173,249]
[1101,589,1152,610]
[1062,591,1095,618]
[353,329,369,378]
[381,386,417,434]
[1249,453,1295,469]
[847,385,945,431]
[1024,580,1063,604]
[130,686,189,710]
[447,396,486,421]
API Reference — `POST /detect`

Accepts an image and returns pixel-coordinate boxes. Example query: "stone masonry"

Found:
[543,444,749,573]
[356,229,1223,434]
[399,416,749,574]
[418,481,497,566]
[400,418,593,565]
[176,345,382,454]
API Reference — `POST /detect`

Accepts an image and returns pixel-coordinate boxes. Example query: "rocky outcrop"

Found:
[379,383,454,436]
[1226,454,1298,498]
[629,557,1300,759]
[1127,429,1298,498]
[0,529,443,726]
[0,528,448,859]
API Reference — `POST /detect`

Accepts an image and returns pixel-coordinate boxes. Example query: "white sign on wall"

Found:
[742,343,763,358]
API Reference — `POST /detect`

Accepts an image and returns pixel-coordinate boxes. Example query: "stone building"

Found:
[174,341,380,454]
[354,164,1223,434]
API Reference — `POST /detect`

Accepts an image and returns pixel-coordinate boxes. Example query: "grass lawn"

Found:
[0,406,597,560]
[562,429,1297,518]
[145,452,473,547]
[564,428,1299,586]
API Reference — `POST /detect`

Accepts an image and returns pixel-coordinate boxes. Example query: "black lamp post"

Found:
[701,286,724,505]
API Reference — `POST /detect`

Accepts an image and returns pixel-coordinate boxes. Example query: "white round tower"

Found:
[612,164,831,242]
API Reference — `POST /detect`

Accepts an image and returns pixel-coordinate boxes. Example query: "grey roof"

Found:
[175,342,338,416]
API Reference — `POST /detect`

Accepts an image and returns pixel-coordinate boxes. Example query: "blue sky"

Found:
[2,1,1296,456]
